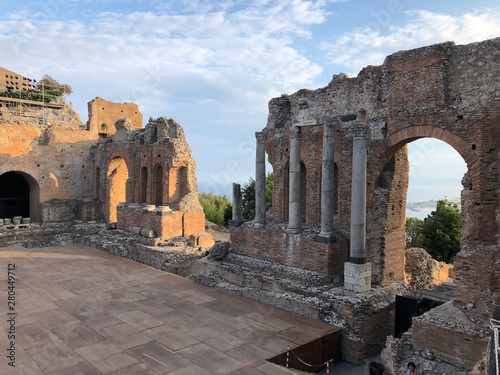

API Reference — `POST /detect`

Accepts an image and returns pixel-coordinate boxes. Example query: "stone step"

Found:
[226,253,329,284]
[195,253,330,295]
[191,257,332,320]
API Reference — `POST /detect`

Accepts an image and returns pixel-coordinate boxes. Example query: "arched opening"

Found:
[266,164,274,220]
[370,131,469,286]
[153,164,164,206]
[140,167,148,204]
[406,139,466,219]
[405,139,466,264]
[0,172,30,218]
[281,163,289,221]
[300,161,306,222]
[0,171,40,222]
[106,157,129,222]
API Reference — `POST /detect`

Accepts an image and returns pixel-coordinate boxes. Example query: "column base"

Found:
[253,222,266,228]
[314,232,337,244]
[344,262,372,293]
[285,227,302,234]
[228,219,245,227]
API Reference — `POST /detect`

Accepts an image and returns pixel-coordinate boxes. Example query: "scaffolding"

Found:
[0,96,63,125]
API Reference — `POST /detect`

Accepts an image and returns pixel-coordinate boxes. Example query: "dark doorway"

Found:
[0,172,30,219]
[395,295,443,338]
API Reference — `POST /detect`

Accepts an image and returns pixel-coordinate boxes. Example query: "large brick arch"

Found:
[0,171,40,222]
[366,126,475,285]
[369,125,476,183]
[105,156,130,223]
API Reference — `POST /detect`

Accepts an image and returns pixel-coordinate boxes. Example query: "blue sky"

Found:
[1,0,498,203]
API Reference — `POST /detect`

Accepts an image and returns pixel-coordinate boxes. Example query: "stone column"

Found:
[319,124,335,238]
[230,183,244,226]
[344,135,371,292]
[255,132,266,227]
[232,183,243,221]
[286,126,302,233]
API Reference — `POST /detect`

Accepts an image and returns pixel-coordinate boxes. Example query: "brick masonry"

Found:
[251,38,500,304]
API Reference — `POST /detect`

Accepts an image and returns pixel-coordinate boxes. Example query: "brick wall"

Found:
[87,97,143,135]
[230,225,349,279]
[261,38,500,300]
[412,319,488,369]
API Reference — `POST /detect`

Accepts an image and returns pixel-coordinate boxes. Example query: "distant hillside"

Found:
[406,197,460,211]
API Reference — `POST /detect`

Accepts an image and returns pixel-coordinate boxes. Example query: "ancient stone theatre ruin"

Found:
[0,94,214,271]
[0,37,499,375]
[195,37,500,374]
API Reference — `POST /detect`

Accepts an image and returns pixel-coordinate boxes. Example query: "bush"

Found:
[199,192,231,227]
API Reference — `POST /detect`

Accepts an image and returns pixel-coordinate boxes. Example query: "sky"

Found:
[1,0,499,203]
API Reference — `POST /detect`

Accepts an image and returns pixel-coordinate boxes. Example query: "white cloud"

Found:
[0,1,328,121]
[321,9,500,76]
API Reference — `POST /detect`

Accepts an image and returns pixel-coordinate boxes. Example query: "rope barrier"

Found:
[286,344,334,371]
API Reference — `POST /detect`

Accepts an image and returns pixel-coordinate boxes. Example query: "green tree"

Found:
[406,217,424,248]
[199,192,231,227]
[421,199,461,263]
[242,172,273,220]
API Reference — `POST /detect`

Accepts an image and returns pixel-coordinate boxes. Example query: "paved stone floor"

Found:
[0,244,336,374]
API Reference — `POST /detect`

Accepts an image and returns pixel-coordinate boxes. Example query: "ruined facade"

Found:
[195,38,500,372]
[0,95,212,248]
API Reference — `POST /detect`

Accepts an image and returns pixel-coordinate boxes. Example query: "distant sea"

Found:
[406,207,434,220]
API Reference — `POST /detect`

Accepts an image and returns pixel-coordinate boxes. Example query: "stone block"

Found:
[140,228,155,238]
[344,262,372,293]
[190,232,215,249]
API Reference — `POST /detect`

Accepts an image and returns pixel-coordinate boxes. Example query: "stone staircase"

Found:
[191,252,337,320]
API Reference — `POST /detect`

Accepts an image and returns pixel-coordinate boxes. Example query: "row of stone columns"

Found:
[250,127,371,292]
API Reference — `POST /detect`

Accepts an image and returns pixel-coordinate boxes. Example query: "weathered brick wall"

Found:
[230,224,349,279]
[96,117,208,243]
[337,302,395,364]
[87,97,143,135]
[412,319,488,369]
[260,38,500,301]
[0,125,99,222]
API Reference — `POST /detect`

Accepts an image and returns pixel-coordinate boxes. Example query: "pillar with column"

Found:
[254,132,266,227]
[344,135,372,293]
[286,126,302,234]
[317,123,335,241]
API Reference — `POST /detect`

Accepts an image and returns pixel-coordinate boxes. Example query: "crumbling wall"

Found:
[225,38,499,369]
[87,97,143,135]
[405,248,451,289]
[93,116,211,245]
[230,222,349,279]
[0,123,100,223]
[257,38,500,299]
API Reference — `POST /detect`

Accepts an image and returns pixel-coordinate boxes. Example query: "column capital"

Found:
[255,131,266,143]
[290,126,301,139]
[317,114,335,126]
